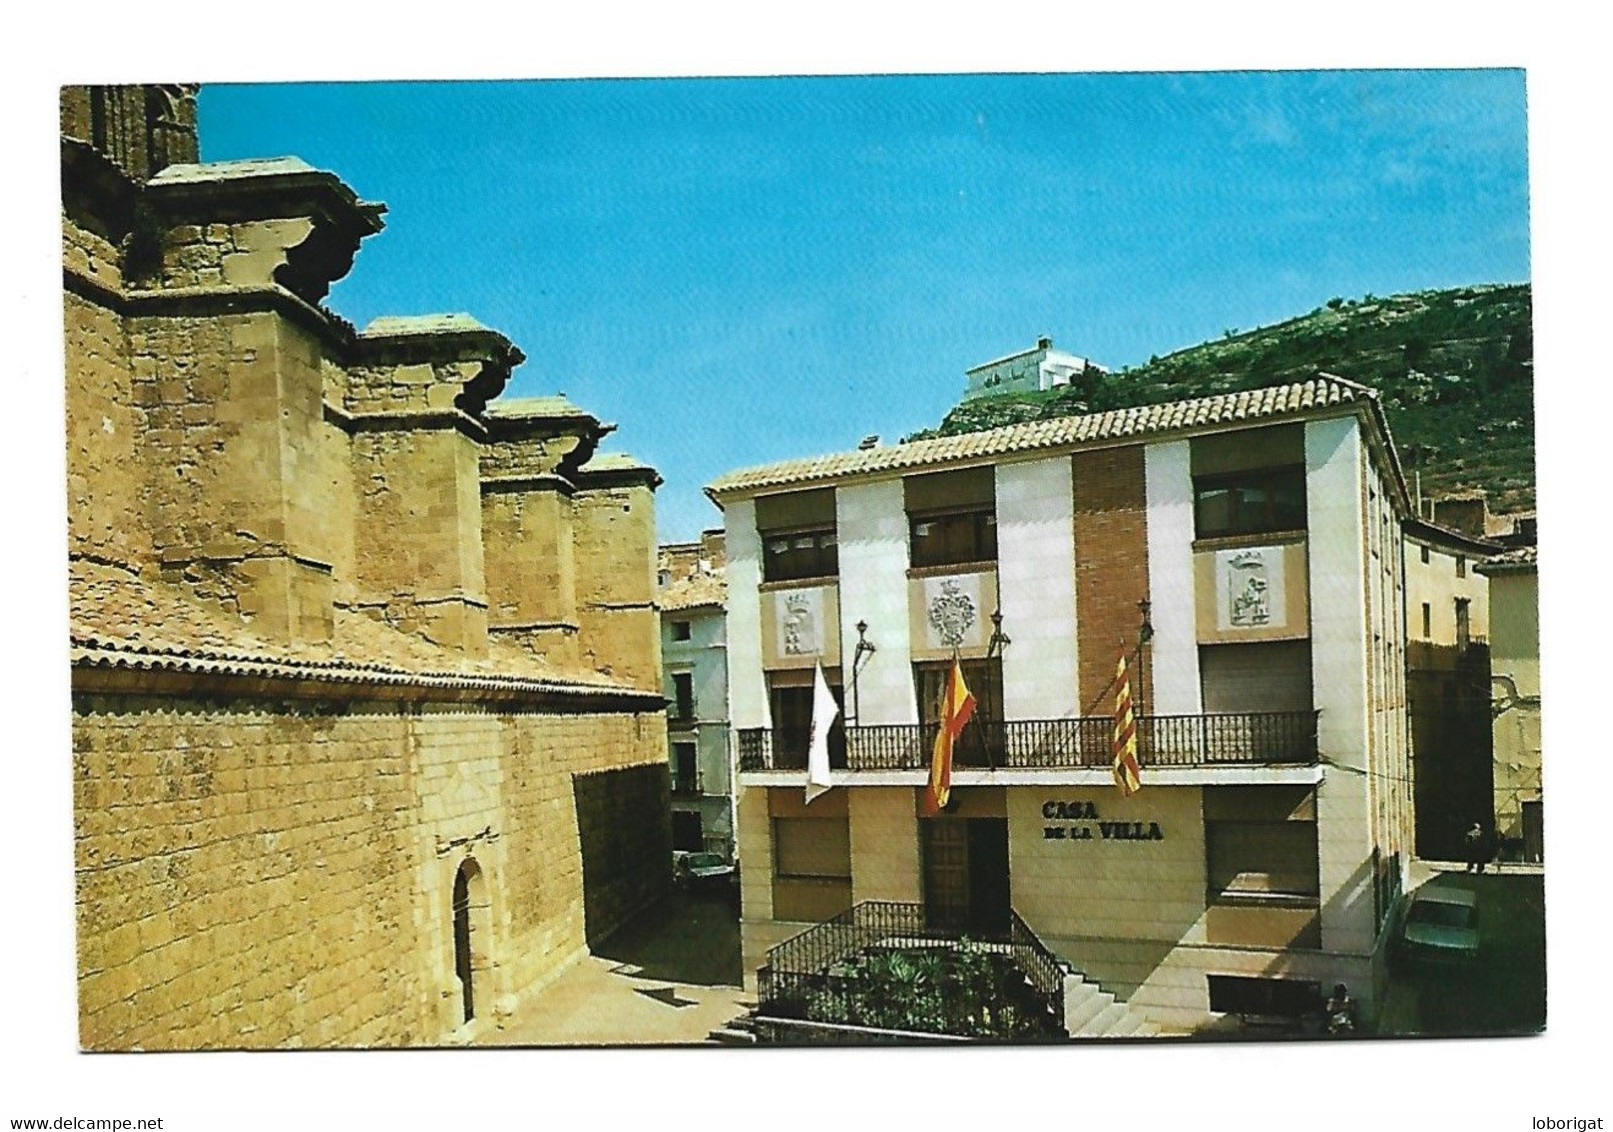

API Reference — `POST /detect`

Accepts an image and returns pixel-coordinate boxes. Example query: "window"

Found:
[671,620,692,641]
[757,488,838,582]
[762,528,838,582]
[768,673,845,769]
[1193,466,1306,539]
[905,467,997,568]
[1207,975,1322,1019]
[1206,822,1320,899]
[1203,786,1319,903]
[1455,598,1471,650]
[1420,545,1431,565]
[909,510,997,567]
[773,817,852,879]
[671,672,694,720]
[671,742,698,793]
[1198,641,1313,715]
[914,658,1003,766]
[1456,554,1467,578]
[1421,603,1432,638]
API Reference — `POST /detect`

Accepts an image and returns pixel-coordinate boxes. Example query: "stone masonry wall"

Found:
[64,286,150,571]
[72,696,428,1050]
[572,484,659,689]
[481,485,580,665]
[73,691,669,1050]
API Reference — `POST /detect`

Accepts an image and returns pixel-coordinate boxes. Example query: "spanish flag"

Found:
[920,659,976,817]
[1112,649,1142,796]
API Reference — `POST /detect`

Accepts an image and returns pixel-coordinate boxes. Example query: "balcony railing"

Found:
[670,772,703,798]
[738,711,1319,772]
[737,725,847,771]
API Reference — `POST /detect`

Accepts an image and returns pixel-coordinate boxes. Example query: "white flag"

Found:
[805,661,839,805]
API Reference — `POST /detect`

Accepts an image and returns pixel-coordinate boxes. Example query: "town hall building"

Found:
[708,375,1416,1033]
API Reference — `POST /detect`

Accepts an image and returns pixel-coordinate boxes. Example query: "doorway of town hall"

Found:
[919,788,1011,936]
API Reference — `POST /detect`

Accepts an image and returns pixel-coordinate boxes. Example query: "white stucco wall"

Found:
[996,457,1079,720]
[836,480,918,725]
[724,499,769,731]
[1305,417,1375,955]
[1144,440,1202,714]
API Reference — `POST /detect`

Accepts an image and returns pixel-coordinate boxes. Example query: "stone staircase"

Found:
[710,976,1164,1043]
[1062,971,1163,1038]
[707,1000,760,1045]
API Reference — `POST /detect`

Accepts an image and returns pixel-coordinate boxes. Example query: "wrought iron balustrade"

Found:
[756,900,1068,1040]
[738,710,1318,772]
[735,725,847,771]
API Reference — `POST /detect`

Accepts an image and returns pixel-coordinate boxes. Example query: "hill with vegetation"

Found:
[907,283,1534,514]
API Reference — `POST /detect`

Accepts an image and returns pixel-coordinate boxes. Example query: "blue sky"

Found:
[198,70,1529,541]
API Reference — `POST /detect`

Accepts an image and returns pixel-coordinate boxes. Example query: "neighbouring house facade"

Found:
[63,84,671,1049]
[1402,512,1499,860]
[709,375,1417,1033]
[1478,543,1542,862]
[659,531,734,858]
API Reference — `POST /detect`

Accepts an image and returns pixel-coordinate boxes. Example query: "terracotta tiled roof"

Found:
[70,636,645,698]
[68,559,651,699]
[659,569,726,613]
[1477,545,1538,573]
[707,374,1372,497]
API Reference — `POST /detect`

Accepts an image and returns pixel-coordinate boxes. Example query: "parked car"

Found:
[1397,886,1480,965]
[675,851,736,889]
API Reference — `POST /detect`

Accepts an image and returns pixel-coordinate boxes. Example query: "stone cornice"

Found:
[64,264,359,355]
[144,160,385,307]
[479,472,578,496]
[355,320,525,419]
[344,407,491,443]
[573,465,664,492]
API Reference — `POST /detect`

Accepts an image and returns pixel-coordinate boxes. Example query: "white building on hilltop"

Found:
[962,335,1106,402]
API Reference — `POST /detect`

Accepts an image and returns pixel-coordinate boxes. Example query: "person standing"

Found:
[1464,822,1487,874]
[1325,983,1356,1036]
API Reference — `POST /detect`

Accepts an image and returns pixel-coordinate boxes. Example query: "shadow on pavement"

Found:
[595,886,744,989]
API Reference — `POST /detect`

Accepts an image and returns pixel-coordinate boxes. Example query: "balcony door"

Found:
[767,672,845,770]
[922,816,1010,937]
[914,659,1004,768]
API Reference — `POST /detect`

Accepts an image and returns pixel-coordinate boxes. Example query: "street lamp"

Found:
[851,619,876,726]
[983,610,1011,768]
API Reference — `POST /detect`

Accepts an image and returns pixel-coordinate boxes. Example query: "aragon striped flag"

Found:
[1112,648,1143,796]
[919,659,976,817]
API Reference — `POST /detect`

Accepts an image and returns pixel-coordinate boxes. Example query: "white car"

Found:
[675,851,736,887]
[1398,887,1480,964]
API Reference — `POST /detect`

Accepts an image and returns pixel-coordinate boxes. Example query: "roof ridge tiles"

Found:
[707,374,1372,497]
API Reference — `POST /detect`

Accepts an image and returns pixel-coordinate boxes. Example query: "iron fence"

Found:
[756,900,1068,1041]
